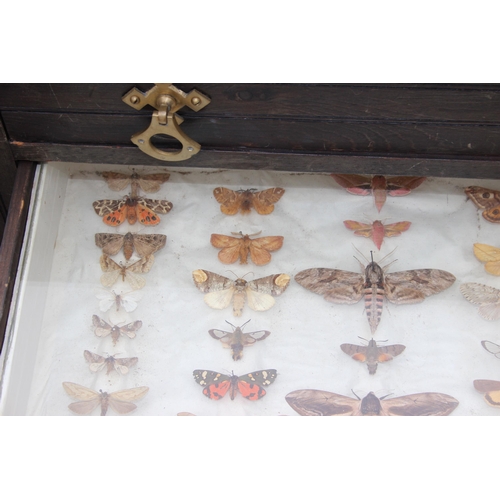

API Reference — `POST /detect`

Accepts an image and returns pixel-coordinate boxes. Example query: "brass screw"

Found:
[191,97,201,106]
[130,95,140,105]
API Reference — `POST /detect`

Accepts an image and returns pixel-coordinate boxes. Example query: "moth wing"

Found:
[63,382,100,401]
[210,234,242,264]
[381,393,458,416]
[95,233,125,255]
[465,186,500,210]
[386,176,426,195]
[343,220,373,237]
[213,187,242,215]
[113,357,138,375]
[384,269,456,304]
[331,174,373,194]
[193,370,232,400]
[92,315,112,337]
[107,400,138,414]
[137,173,170,192]
[96,201,127,227]
[192,269,235,293]
[295,268,364,304]
[340,343,367,362]
[84,350,107,372]
[246,289,275,312]
[237,370,277,400]
[100,270,121,288]
[132,234,166,256]
[247,273,290,296]
[244,330,271,344]
[100,255,121,272]
[139,197,173,214]
[205,288,236,310]
[473,243,500,263]
[377,344,406,362]
[177,412,196,416]
[249,236,284,265]
[120,291,143,312]
[208,329,232,342]
[474,379,500,406]
[119,320,142,339]
[68,400,102,415]
[124,255,154,289]
[460,283,500,320]
[95,291,116,312]
[481,340,500,357]
[383,221,411,236]
[251,188,285,214]
[102,172,131,191]
[285,389,358,416]
[110,386,149,402]
[93,199,123,216]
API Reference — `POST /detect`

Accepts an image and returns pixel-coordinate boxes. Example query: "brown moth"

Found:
[460,283,500,320]
[331,174,426,212]
[209,320,271,360]
[83,350,138,375]
[295,255,456,334]
[481,340,500,359]
[285,389,459,416]
[92,315,142,344]
[465,186,500,223]
[95,290,143,313]
[213,187,285,215]
[95,232,166,260]
[102,171,170,197]
[473,243,500,275]
[210,232,284,265]
[62,382,149,416]
[473,379,500,408]
[343,220,411,250]
[192,269,290,317]
[100,254,154,290]
[340,338,406,374]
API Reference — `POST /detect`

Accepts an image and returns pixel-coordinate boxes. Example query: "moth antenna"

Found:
[231,231,245,236]
[226,270,240,279]
[357,336,369,344]
[379,392,393,401]
[378,247,397,265]
[241,271,254,280]
[240,319,252,329]
[351,389,361,401]
[353,255,365,273]
[225,320,237,330]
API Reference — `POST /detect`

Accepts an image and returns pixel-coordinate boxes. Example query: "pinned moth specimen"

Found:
[62,382,149,416]
[92,315,142,344]
[209,320,271,360]
[83,350,138,375]
[95,289,143,313]
[95,232,166,260]
[460,283,500,320]
[285,389,459,416]
[210,232,284,265]
[102,171,170,197]
[213,187,285,215]
[481,340,500,359]
[473,379,500,408]
[473,243,500,275]
[93,195,173,227]
[193,369,277,400]
[100,254,154,289]
[343,220,411,250]
[192,269,290,316]
[340,338,406,374]
[331,174,426,212]
[295,255,456,334]
[465,186,500,223]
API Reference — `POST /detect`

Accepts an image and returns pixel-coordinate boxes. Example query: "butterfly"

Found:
[210,232,284,265]
[62,382,149,416]
[193,369,277,400]
[295,254,455,334]
[465,186,500,223]
[285,389,459,416]
[83,350,138,375]
[192,269,290,316]
[343,220,411,250]
[331,174,426,212]
[93,196,173,226]
[481,340,500,359]
[208,320,271,360]
[472,243,500,275]
[95,232,166,261]
[473,379,500,408]
[102,171,170,196]
[213,187,285,215]
[340,338,406,374]
[95,290,143,313]
[100,254,154,289]
[460,283,500,320]
[92,315,143,344]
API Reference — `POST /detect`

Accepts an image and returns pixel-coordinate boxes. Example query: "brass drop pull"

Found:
[122,83,211,162]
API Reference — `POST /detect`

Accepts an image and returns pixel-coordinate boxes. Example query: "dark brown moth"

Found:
[213,187,285,215]
[92,315,143,345]
[209,320,271,360]
[83,350,138,375]
[473,379,500,407]
[192,269,290,316]
[102,171,170,197]
[295,255,456,334]
[465,186,500,223]
[340,338,406,374]
[285,389,459,416]
[95,232,166,260]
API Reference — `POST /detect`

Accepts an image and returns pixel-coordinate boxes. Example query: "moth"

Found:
[473,243,500,275]
[213,187,285,215]
[102,171,170,197]
[83,350,138,375]
[473,379,500,408]
[100,254,154,289]
[465,186,500,223]
[343,220,411,250]
[62,382,149,416]
[95,232,166,260]
[92,314,142,344]
[93,195,173,226]
[340,338,406,374]
[481,340,500,359]
[295,255,456,334]
[95,289,143,313]
[210,232,284,265]
[209,320,271,360]
[460,282,500,320]
[285,389,459,416]
[192,269,290,316]
[331,174,426,212]
[193,369,277,400]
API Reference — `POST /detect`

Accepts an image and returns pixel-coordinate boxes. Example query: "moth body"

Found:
[359,392,383,415]
[125,198,138,224]
[364,261,385,334]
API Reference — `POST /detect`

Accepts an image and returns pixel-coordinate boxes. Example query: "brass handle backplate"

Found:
[122,83,211,162]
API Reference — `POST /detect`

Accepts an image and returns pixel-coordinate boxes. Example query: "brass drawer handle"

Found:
[122,83,211,162]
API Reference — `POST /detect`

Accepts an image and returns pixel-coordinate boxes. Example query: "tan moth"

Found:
[100,254,154,290]
[83,350,138,375]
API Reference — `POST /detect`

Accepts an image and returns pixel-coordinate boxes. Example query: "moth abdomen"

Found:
[364,286,384,334]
